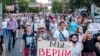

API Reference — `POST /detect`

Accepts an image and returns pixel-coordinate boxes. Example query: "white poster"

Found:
[37,40,73,56]
[88,23,100,31]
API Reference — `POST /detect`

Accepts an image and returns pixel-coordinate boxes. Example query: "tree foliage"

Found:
[18,0,29,12]
[69,0,100,11]
[0,0,42,13]
[52,0,63,13]
[94,0,100,7]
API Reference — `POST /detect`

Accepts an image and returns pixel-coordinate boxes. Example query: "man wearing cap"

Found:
[38,24,51,41]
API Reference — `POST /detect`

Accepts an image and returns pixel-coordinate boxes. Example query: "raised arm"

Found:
[83,30,88,42]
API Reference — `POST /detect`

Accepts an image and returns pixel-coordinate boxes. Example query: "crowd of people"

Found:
[0,11,100,56]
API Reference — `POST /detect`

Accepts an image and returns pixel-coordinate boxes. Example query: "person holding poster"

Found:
[70,34,83,56]
[53,21,69,41]
[20,25,37,56]
[38,24,51,41]
[88,19,100,38]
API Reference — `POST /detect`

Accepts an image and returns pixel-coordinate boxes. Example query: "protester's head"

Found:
[38,24,46,33]
[70,34,78,44]
[26,25,32,33]
[9,15,13,20]
[77,16,83,24]
[52,18,56,23]
[34,16,39,21]
[45,16,49,20]
[60,18,65,22]
[86,30,93,40]
[78,15,83,19]
[82,18,88,24]
[69,17,75,22]
[76,26,83,34]
[39,15,42,19]
[72,13,75,17]
[59,21,65,30]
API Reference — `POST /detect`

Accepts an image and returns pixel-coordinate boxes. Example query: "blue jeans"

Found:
[2,28,8,37]
[8,29,16,51]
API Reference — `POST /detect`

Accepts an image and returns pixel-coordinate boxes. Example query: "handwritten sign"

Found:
[88,23,100,30]
[37,40,73,56]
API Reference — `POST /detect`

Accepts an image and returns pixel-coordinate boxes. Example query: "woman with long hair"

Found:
[82,30,97,56]
[70,34,83,56]
[69,17,78,34]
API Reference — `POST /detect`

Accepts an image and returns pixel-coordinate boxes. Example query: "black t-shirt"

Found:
[82,23,89,33]
[0,35,4,51]
[83,39,96,52]
[82,25,87,33]
[22,33,37,48]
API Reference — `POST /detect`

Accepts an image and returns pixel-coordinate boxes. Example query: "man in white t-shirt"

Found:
[53,21,69,41]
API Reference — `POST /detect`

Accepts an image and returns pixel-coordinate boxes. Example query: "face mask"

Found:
[72,41,77,44]
[79,30,83,33]
[79,32,83,35]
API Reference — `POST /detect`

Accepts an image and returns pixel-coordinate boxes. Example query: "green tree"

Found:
[52,0,63,13]
[0,0,15,13]
[69,0,100,12]
[94,0,100,7]
[0,0,30,13]
[69,0,86,9]
[18,0,29,12]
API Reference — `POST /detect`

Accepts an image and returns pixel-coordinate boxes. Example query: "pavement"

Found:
[4,37,23,56]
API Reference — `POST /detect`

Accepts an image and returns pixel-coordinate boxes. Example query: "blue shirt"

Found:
[69,21,78,34]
